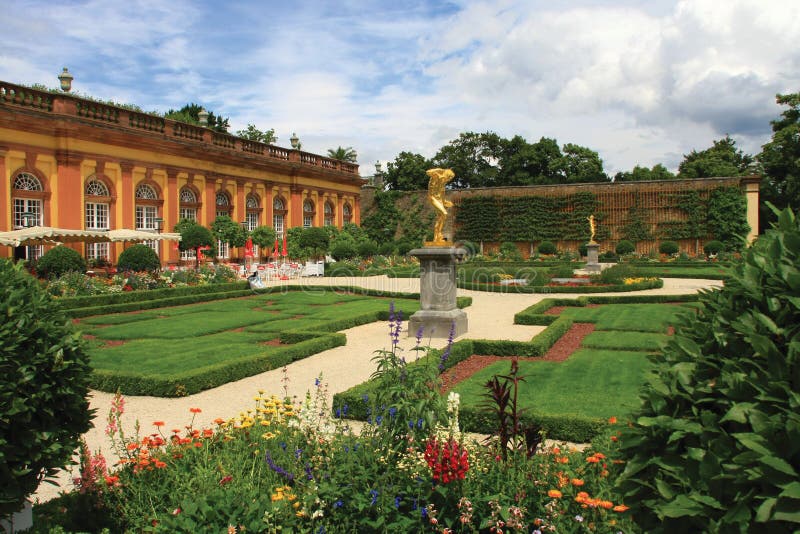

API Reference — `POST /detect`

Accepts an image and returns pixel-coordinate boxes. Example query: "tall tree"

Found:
[431,132,502,188]
[759,92,800,230]
[164,103,230,133]
[556,143,610,183]
[614,164,676,182]
[327,146,358,163]
[384,151,432,190]
[677,135,754,178]
[236,124,277,144]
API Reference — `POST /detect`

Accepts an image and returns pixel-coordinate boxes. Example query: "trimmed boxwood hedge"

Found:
[459,277,663,293]
[90,332,346,397]
[335,291,702,442]
[57,282,249,310]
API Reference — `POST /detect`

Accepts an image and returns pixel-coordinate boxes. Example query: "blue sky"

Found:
[2,0,799,175]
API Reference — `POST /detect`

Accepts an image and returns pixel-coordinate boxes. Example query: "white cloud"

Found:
[0,0,797,176]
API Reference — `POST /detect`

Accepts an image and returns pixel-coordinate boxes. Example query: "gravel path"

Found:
[32,275,720,502]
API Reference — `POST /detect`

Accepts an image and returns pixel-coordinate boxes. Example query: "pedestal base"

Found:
[585,243,601,272]
[409,308,468,339]
[408,246,468,338]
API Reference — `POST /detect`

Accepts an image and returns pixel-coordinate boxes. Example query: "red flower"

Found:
[219,475,233,486]
[424,437,469,484]
[189,407,202,414]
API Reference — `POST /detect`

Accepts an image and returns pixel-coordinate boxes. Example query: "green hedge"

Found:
[64,290,254,318]
[89,332,346,397]
[57,282,249,310]
[459,278,663,293]
[515,294,701,324]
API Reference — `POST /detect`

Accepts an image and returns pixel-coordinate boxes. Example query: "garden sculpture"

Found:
[425,168,455,246]
[587,214,597,244]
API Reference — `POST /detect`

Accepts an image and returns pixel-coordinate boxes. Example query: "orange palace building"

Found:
[0,80,363,265]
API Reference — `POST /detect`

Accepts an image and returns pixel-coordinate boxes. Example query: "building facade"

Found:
[0,80,362,265]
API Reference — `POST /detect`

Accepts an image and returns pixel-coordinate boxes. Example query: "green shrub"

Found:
[35,245,87,279]
[617,207,800,532]
[377,241,396,256]
[326,261,360,277]
[0,260,93,517]
[549,265,576,279]
[396,239,419,256]
[596,263,637,284]
[578,243,588,257]
[537,241,557,255]
[615,240,636,255]
[599,250,618,262]
[499,241,523,261]
[703,239,724,256]
[658,240,679,255]
[330,240,358,261]
[356,240,378,258]
[117,244,160,271]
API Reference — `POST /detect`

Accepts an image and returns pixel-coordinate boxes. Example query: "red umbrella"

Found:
[244,237,254,258]
[281,235,288,257]
[273,238,280,258]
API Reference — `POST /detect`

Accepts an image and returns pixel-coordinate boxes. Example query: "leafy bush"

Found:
[537,241,557,255]
[617,207,800,532]
[378,241,396,256]
[615,240,636,255]
[596,263,637,284]
[499,241,523,261]
[658,240,679,255]
[0,260,93,517]
[578,243,588,257]
[703,239,724,256]
[356,240,378,258]
[330,239,358,261]
[599,250,618,262]
[549,265,576,279]
[117,244,160,271]
[35,245,87,279]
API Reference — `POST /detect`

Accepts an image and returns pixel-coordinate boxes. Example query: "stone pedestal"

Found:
[408,247,468,338]
[585,243,601,272]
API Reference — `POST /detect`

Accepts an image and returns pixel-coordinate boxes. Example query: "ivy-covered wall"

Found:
[360,177,757,255]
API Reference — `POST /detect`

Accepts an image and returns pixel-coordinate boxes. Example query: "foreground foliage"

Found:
[617,207,800,532]
[0,260,93,517]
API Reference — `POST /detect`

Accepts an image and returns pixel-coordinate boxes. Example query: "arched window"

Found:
[273,197,286,238]
[245,194,260,231]
[179,187,198,221]
[343,203,352,224]
[12,172,44,260]
[85,179,110,261]
[135,183,160,254]
[215,192,231,218]
[323,201,334,226]
[303,200,315,228]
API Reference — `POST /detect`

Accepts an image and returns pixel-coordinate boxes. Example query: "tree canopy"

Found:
[759,92,800,230]
[327,146,358,163]
[614,164,676,182]
[384,152,432,190]
[165,103,230,133]
[235,124,276,144]
[677,135,754,178]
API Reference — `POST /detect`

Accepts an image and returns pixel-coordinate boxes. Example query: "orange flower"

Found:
[547,489,563,499]
[571,478,585,486]
[586,456,600,463]
[214,417,226,425]
[575,491,590,503]
[126,443,139,451]
[599,500,614,509]
[193,441,203,448]
[154,460,167,469]
[613,504,630,512]
[190,407,202,413]
[608,416,618,424]
[202,429,214,438]
[552,447,561,455]
[172,428,181,434]
[611,435,618,442]
[556,456,570,464]
[153,421,165,427]
[593,452,606,459]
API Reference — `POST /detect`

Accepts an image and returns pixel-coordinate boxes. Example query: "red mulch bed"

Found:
[439,323,596,393]
[544,304,601,315]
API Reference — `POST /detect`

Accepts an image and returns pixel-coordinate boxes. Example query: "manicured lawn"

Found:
[452,302,695,423]
[453,350,652,420]
[557,303,693,332]
[81,291,419,394]
[631,264,729,279]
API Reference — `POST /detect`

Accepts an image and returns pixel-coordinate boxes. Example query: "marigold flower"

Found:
[556,456,569,464]
[202,429,214,438]
[608,416,617,424]
[586,456,600,463]
[547,489,563,499]
[189,407,202,413]
[214,417,226,425]
[613,504,629,512]
[599,500,614,509]
[154,460,167,469]
[153,421,165,427]
[571,478,585,486]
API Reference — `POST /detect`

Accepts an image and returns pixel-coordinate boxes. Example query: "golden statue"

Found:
[587,215,597,244]
[425,168,455,246]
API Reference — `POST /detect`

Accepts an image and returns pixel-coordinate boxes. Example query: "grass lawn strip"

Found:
[82,291,421,396]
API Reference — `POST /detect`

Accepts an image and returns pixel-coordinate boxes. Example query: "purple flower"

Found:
[264,451,294,481]
[370,489,378,506]
[415,325,424,343]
